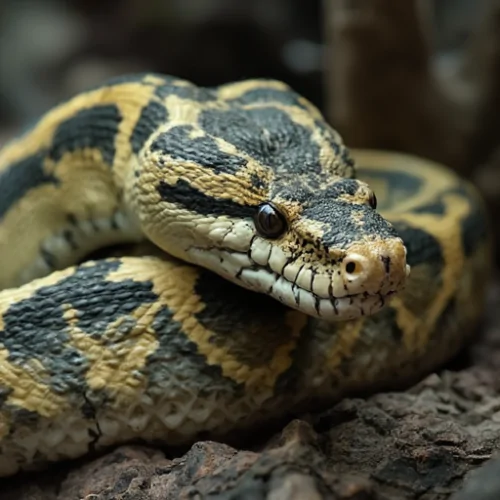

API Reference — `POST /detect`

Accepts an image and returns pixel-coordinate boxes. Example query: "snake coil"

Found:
[0,73,491,476]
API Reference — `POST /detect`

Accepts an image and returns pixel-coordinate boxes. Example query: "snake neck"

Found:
[0,85,159,290]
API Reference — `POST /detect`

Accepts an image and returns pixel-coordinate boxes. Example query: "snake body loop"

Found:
[0,74,491,476]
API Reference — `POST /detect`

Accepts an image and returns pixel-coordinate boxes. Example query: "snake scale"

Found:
[0,73,492,477]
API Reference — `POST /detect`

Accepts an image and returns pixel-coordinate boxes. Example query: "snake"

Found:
[0,73,492,477]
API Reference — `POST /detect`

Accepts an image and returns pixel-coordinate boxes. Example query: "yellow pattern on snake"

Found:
[0,74,492,476]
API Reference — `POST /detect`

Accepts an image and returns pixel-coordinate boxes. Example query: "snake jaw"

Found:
[186,230,408,321]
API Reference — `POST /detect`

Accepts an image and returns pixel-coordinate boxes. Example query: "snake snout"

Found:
[342,238,408,297]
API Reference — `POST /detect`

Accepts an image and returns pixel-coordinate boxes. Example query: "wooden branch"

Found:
[323,0,471,172]
[461,0,500,169]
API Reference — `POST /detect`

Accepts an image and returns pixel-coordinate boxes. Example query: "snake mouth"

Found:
[235,265,398,321]
[187,246,400,321]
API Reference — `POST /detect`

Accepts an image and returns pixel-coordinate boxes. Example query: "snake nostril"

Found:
[344,257,365,278]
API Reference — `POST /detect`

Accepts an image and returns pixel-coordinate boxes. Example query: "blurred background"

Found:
[0,0,486,124]
[0,0,498,255]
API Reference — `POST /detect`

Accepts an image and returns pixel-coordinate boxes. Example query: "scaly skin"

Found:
[0,73,491,476]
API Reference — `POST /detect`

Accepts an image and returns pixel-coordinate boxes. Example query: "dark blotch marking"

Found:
[274,317,316,395]
[304,200,400,250]
[199,107,323,174]
[369,306,403,342]
[0,152,59,219]
[392,222,444,268]
[411,200,446,215]
[193,268,296,366]
[227,87,308,108]
[0,260,157,394]
[323,179,359,199]
[131,100,168,155]
[336,307,404,381]
[157,178,255,218]
[150,125,248,175]
[392,223,444,316]
[144,304,228,389]
[356,169,423,210]
[11,408,40,425]
[313,119,355,177]
[453,185,489,257]
[411,184,489,257]
[49,105,122,165]
[155,82,216,102]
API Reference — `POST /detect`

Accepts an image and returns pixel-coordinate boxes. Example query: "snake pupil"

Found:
[254,203,287,239]
[368,192,377,209]
[345,261,356,274]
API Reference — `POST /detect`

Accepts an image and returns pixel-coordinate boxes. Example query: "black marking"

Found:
[227,87,308,108]
[144,302,233,392]
[193,268,294,367]
[392,222,444,268]
[303,200,400,250]
[157,178,256,218]
[82,391,102,451]
[452,185,489,257]
[340,147,355,173]
[0,260,157,394]
[410,200,447,215]
[49,105,122,165]
[313,119,355,177]
[131,100,168,155]
[274,317,316,394]
[0,152,59,219]
[381,256,391,274]
[356,169,423,210]
[272,177,363,207]
[332,299,338,315]
[199,107,323,175]
[0,386,12,407]
[150,125,248,174]
[11,408,40,425]
[314,296,321,316]
[155,82,216,102]
[247,234,258,260]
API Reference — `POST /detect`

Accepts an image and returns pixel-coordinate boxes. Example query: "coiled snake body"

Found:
[0,74,492,476]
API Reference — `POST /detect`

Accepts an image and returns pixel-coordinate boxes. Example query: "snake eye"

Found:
[368,192,377,209]
[254,203,288,239]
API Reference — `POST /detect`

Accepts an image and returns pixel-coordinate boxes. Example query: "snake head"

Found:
[133,80,409,321]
